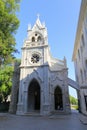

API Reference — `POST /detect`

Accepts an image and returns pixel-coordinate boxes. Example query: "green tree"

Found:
[0,0,20,65]
[70,95,78,105]
[0,66,14,102]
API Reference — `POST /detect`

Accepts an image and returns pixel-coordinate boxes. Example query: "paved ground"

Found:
[79,113,87,125]
[0,111,87,130]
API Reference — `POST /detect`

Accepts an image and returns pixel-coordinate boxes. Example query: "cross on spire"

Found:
[37,14,40,19]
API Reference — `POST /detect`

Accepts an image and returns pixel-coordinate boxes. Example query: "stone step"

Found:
[51,110,68,115]
[24,111,41,116]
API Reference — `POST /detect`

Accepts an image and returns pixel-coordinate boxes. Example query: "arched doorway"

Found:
[28,79,40,111]
[54,86,63,110]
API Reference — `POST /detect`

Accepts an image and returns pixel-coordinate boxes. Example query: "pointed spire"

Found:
[35,14,42,27]
[28,24,31,30]
[42,21,46,28]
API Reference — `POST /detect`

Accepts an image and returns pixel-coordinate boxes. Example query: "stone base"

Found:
[9,103,16,114]
[16,103,24,115]
[41,104,51,116]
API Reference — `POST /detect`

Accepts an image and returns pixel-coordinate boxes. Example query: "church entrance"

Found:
[28,79,40,111]
[54,86,63,110]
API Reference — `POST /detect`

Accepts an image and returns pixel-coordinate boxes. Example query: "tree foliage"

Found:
[0,0,20,65]
[70,95,78,105]
[0,66,14,102]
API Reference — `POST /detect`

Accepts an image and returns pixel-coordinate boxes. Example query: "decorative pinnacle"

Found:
[28,24,31,30]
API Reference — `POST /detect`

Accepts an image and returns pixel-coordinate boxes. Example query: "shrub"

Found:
[0,102,10,112]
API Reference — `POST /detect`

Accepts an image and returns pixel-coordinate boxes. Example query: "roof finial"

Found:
[34,14,42,28]
[37,13,40,19]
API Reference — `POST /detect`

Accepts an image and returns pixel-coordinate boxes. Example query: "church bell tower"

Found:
[21,16,49,68]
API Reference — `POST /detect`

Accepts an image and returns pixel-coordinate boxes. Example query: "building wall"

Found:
[9,62,20,113]
[72,0,87,115]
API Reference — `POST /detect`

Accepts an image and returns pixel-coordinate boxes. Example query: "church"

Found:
[9,17,75,115]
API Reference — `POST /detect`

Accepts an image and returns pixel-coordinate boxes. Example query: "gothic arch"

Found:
[37,36,42,42]
[54,86,63,110]
[28,78,41,111]
[32,37,35,42]
[30,31,44,43]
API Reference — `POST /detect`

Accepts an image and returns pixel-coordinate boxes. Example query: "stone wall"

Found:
[9,62,20,114]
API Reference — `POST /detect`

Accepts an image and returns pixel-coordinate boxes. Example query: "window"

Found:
[84,95,87,111]
[80,69,83,83]
[82,34,85,46]
[84,69,86,81]
[31,54,40,63]
[85,60,87,70]
[37,36,41,42]
[32,37,35,42]
[35,33,37,36]
[78,49,80,59]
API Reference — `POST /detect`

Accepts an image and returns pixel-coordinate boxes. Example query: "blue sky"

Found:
[15,0,81,98]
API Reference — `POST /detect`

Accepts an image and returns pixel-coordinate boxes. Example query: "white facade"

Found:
[16,17,71,115]
[72,0,87,115]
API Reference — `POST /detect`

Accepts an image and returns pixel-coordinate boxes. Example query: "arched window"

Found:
[82,34,85,47]
[80,69,83,83]
[84,69,86,81]
[37,36,41,42]
[78,49,80,59]
[32,37,35,42]
[85,59,87,70]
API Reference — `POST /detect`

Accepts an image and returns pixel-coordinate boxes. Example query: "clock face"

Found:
[31,54,40,63]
